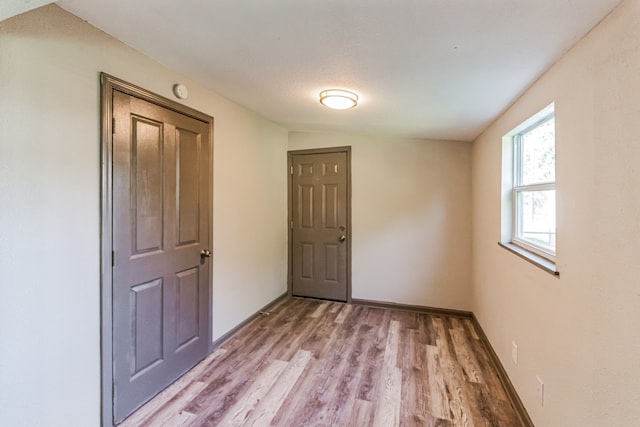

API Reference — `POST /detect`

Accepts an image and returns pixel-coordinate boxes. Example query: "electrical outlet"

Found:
[512,341,518,365]
[536,375,544,407]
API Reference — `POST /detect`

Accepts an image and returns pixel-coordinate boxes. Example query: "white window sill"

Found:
[498,242,559,277]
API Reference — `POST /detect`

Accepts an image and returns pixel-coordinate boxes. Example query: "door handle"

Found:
[200,249,212,259]
[339,235,346,242]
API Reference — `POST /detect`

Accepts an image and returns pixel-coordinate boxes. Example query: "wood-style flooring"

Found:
[120,297,524,426]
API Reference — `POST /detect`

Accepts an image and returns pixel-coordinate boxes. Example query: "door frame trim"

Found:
[287,146,352,303]
[100,73,214,426]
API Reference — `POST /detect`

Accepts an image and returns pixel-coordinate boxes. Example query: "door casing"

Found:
[287,146,352,302]
[100,73,214,426]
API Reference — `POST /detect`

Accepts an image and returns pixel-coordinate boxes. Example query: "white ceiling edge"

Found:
[0,0,55,22]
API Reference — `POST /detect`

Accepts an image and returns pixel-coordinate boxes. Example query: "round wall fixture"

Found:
[173,83,189,99]
[319,89,358,110]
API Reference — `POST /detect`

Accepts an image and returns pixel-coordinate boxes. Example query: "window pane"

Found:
[516,189,556,252]
[521,117,555,185]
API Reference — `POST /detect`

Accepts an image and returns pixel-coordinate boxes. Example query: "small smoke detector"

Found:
[173,83,189,99]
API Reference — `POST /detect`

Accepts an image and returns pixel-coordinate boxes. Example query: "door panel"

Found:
[324,244,339,281]
[300,184,314,228]
[291,152,348,301]
[176,128,200,246]
[112,90,211,423]
[323,184,339,229]
[176,267,199,348]
[130,278,163,376]
[132,116,164,254]
[301,243,314,278]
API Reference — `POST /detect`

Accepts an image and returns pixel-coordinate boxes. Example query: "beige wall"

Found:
[471,0,640,425]
[289,132,472,310]
[0,6,287,427]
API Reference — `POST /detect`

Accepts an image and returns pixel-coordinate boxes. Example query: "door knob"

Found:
[339,235,346,242]
[200,249,212,259]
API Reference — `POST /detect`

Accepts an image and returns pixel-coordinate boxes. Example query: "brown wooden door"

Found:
[291,151,349,301]
[112,90,211,423]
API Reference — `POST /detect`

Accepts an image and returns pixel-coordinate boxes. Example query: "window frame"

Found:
[510,111,556,261]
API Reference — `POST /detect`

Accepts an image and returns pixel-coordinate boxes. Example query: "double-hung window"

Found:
[501,103,557,274]
[511,109,556,259]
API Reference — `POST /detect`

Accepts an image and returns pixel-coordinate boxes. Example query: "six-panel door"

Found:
[291,152,348,301]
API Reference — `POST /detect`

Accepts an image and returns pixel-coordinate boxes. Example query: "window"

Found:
[513,113,556,257]
[501,103,557,271]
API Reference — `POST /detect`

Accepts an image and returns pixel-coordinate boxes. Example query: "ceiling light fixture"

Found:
[319,89,359,110]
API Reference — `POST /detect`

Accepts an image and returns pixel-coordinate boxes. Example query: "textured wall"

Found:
[0,5,287,426]
[471,1,640,425]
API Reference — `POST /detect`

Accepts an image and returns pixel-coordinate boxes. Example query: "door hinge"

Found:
[112,117,116,134]
[112,250,115,267]
[290,166,293,175]
[290,221,294,229]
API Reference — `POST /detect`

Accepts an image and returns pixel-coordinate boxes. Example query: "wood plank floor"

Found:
[120,297,523,427]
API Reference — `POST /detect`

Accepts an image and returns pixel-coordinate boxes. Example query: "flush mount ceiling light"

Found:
[319,89,359,110]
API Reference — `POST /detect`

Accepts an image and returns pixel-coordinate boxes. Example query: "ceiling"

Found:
[20,1,628,140]
[1,0,54,22]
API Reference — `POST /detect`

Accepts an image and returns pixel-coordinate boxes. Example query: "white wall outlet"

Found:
[512,341,518,365]
[536,375,544,407]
